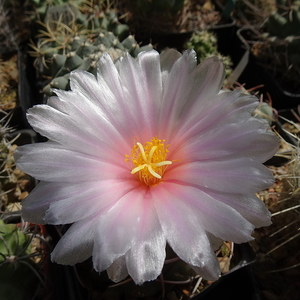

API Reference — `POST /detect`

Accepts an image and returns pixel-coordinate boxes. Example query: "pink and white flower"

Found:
[15,49,279,284]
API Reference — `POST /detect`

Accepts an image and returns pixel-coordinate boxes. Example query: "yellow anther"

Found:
[126,137,172,186]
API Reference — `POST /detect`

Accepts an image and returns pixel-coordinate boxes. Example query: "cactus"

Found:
[184,30,232,78]
[235,0,277,24]
[30,0,83,21]
[0,219,43,300]
[29,0,153,95]
[0,92,45,299]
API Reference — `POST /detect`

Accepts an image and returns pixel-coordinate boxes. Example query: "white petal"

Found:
[15,142,128,182]
[160,49,182,73]
[177,56,225,121]
[160,49,182,91]
[182,118,279,162]
[167,157,274,194]
[21,181,55,224]
[51,216,97,265]
[67,67,141,147]
[160,183,255,243]
[158,50,197,135]
[173,90,259,144]
[159,54,225,139]
[27,104,128,158]
[125,192,166,284]
[137,50,163,129]
[44,179,139,224]
[116,53,157,139]
[153,185,220,281]
[92,187,148,273]
[204,190,272,227]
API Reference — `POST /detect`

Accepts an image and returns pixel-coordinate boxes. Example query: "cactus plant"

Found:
[184,30,232,78]
[29,0,153,95]
[0,219,44,300]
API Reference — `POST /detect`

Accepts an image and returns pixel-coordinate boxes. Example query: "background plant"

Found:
[184,30,232,77]
[29,0,153,95]
[236,0,300,93]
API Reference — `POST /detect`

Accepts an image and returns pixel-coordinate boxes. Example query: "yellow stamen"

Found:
[126,137,172,187]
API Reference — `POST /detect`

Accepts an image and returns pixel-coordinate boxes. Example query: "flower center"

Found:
[126,137,172,187]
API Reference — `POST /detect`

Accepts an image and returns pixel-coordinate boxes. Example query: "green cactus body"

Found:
[0,220,41,300]
[184,31,232,77]
[30,1,153,95]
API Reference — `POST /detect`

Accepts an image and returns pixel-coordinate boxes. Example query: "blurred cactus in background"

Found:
[0,220,39,300]
[185,30,232,77]
[235,0,276,25]
[0,89,46,300]
[30,0,83,20]
[28,0,153,95]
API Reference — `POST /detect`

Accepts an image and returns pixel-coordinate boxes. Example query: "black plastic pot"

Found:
[226,27,300,110]
[192,243,261,300]
[128,0,236,52]
[0,45,41,130]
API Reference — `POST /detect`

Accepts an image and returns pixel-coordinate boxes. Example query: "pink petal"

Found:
[153,185,220,281]
[159,53,224,140]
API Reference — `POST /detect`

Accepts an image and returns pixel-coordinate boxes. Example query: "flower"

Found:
[15,49,279,285]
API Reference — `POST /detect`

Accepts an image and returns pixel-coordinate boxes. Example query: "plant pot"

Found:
[229,27,300,110]
[120,0,236,52]
[192,243,260,300]
[0,44,42,130]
